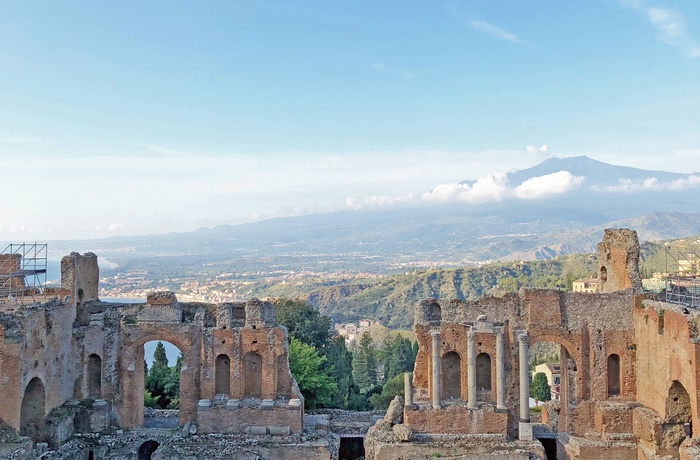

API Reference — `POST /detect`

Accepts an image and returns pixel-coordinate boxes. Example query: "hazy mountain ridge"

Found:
[50,158,700,274]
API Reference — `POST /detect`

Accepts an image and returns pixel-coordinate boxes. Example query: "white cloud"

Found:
[421,170,585,204]
[594,175,700,192]
[423,172,510,203]
[621,2,700,57]
[470,20,526,44]
[345,193,416,210]
[371,64,413,79]
[513,171,586,199]
[526,144,548,153]
[108,222,125,231]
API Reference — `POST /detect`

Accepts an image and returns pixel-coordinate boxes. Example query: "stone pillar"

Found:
[519,332,530,422]
[467,329,477,409]
[404,372,413,406]
[431,331,441,409]
[496,330,506,410]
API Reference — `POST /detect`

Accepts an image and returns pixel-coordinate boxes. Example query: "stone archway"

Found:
[20,377,45,443]
[528,334,584,433]
[119,328,199,429]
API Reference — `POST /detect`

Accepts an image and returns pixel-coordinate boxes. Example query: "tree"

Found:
[352,332,378,393]
[274,299,332,351]
[380,335,416,383]
[530,372,552,404]
[288,337,338,409]
[369,373,405,410]
[144,342,180,409]
[274,298,354,408]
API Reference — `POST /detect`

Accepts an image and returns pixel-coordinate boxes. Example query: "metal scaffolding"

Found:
[0,243,48,305]
[664,245,700,308]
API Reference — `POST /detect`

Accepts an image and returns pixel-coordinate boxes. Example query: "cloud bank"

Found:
[348,170,587,209]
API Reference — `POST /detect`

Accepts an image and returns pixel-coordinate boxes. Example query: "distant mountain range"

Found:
[53,156,700,271]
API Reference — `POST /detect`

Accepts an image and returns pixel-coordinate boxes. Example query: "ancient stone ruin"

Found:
[365,228,700,460]
[0,253,329,459]
[2,228,700,459]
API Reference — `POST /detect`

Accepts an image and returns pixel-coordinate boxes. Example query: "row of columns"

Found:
[427,328,519,411]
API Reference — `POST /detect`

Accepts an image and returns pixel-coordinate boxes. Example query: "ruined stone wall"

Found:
[60,253,99,303]
[0,299,77,434]
[404,405,507,434]
[597,228,642,294]
[633,300,699,455]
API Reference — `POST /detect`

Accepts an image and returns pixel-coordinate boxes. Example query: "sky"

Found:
[1,0,700,240]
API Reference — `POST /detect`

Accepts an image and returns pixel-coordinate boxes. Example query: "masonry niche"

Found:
[244,351,263,398]
[87,354,102,399]
[476,352,492,397]
[20,377,46,443]
[215,354,231,396]
[607,354,620,397]
[441,351,461,401]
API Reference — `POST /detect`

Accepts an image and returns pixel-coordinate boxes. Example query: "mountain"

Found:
[460,155,697,188]
[51,157,700,273]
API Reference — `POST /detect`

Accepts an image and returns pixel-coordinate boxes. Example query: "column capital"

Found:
[431,330,441,338]
[517,332,529,343]
[495,330,504,340]
[467,328,476,340]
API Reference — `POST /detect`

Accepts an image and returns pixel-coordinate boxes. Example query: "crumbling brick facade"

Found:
[0,253,304,458]
[367,228,700,459]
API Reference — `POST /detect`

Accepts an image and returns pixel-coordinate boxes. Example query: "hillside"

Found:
[242,253,599,329]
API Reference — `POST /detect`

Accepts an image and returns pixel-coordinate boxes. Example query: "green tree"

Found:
[274,298,359,408]
[380,336,416,383]
[288,337,338,409]
[530,372,552,404]
[352,332,378,393]
[274,299,332,351]
[144,342,181,409]
[369,373,405,410]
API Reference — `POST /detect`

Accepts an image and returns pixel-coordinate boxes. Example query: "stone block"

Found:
[198,399,212,411]
[288,398,302,409]
[384,395,404,425]
[245,425,268,435]
[392,424,413,442]
[269,426,291,436]
[260,399,274,410]
[519,422,533,441]
[226,399,240,410]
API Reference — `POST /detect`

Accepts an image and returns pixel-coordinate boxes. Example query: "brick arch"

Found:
[118,326,200,429]
[528,333,587,403]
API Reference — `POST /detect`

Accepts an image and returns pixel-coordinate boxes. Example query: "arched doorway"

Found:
[20,377,45,443]
[441,351,461,401]
[529,336,582,435]
[142,340,184,428]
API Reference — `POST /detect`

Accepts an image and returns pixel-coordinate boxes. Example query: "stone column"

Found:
[467,329,477,409]
[431,331,441,409]
[404,372,413,406]
[496,330,506,410]
[519,332,531,420]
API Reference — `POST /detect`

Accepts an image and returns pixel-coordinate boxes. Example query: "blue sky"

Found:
[1,0,700,240]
